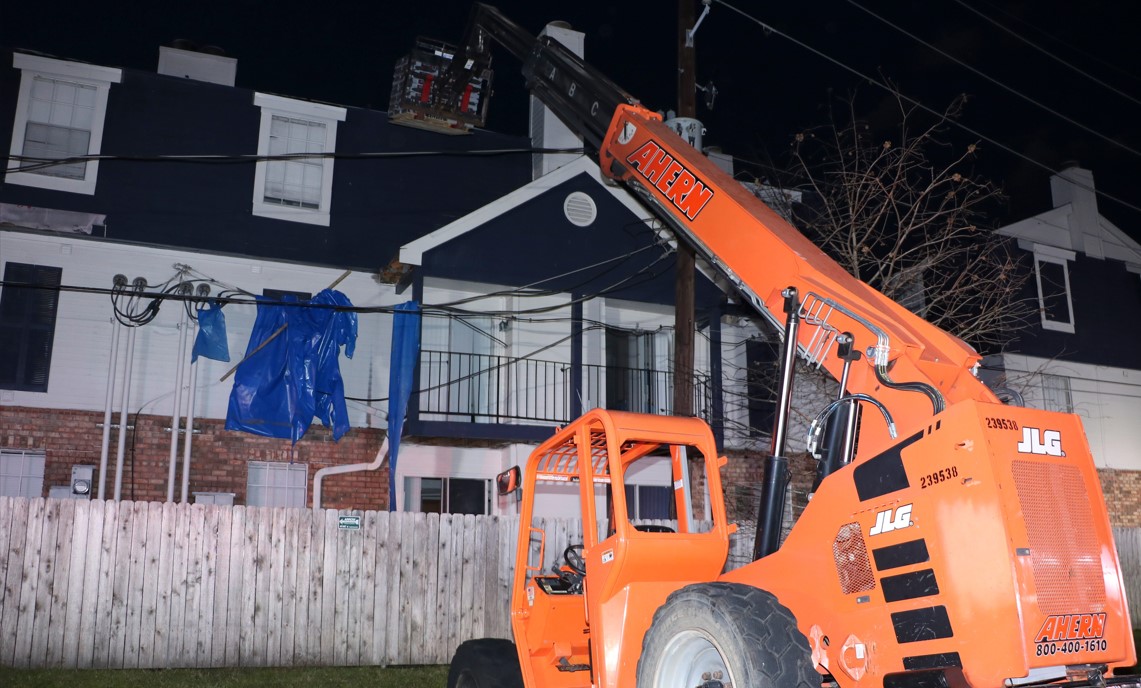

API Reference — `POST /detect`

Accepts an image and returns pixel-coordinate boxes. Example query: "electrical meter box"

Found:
[388,37,493,134]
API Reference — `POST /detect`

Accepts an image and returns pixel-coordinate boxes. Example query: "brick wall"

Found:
[4,404,1139,523]
[1100,468,1141,528]
[0,405,389,510]
[719,450,817,526]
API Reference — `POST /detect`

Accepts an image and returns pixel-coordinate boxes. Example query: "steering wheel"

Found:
[557,544,586,593]
[563,544,586,576]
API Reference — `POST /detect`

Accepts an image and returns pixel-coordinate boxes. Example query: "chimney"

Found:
[1050,166,1104,259]
[158,41,237,87]
[530,22,584,180]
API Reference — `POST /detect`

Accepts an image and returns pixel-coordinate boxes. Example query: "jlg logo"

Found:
[1017,427,1064,456]
[869,504,913,536]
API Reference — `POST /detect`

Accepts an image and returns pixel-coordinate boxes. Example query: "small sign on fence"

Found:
[338,515,361,530]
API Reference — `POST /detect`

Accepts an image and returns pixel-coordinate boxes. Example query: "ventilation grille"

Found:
[834,522,875,594]
[1011,460,1105,614]
[563,192,597,227]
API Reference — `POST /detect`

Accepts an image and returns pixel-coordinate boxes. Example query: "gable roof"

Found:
[996,167,1141,270]
[400,156,659,266]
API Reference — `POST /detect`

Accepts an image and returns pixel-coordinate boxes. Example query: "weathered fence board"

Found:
[0,497,1137,670]
[14,497,46,667]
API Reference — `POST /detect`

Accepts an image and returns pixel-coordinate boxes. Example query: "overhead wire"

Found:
[843,0,1141,159]
[710,0,1141,217]
[948,0,1141,108]
[6,146,588,175]
[957,0,1141,89]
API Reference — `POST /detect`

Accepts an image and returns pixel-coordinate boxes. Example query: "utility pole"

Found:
[673,0,697,418]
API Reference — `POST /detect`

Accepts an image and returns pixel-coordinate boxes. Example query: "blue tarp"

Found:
[192,301,230,363]
[387,301,421,511]
[225,289,357,443]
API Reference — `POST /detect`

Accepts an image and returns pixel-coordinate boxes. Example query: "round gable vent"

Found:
[563,191,597,227]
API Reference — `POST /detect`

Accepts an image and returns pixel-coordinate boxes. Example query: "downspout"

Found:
[97,317,120,500]
[312,436,390,510]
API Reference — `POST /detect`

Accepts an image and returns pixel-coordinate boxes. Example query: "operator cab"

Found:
[498,409,732,686]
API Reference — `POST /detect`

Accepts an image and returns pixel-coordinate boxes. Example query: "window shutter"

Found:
[0,262,62,392]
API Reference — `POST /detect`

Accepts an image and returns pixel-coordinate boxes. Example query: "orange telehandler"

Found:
[428,5,1138,688]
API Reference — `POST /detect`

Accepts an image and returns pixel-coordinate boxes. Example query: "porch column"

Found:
[571,298,583,419]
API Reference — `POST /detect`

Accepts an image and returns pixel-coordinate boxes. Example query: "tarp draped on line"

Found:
[387,301,421,511]
[192,301,230,363]
[225,289,358,443]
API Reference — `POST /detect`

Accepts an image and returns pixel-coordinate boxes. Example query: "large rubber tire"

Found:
[447,638,524,688]
[636,582,818,688]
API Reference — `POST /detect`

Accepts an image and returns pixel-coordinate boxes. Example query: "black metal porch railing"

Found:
[417,350,712,425]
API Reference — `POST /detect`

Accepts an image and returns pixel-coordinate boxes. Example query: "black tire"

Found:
[447,638,524,688]
[636,582,818,688]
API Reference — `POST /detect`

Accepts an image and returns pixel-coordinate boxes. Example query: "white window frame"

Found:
[1041,374,1074,414]
[0,449,46,498]
[403,475,492,515]
[1032,245,1076,334]
[251,93,346,227]
[6,54,122,195]
[246,460,308,507]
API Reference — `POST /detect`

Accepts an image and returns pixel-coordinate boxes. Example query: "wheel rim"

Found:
[653,629,735,688]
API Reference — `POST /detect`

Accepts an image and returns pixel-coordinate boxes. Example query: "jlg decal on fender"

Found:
[869,504,913,536]
[625,140,715,220]
[1017,427,1064,457]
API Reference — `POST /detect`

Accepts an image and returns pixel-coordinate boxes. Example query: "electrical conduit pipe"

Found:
[312,437,389,510]
[167,306,189,502]
[112,326,136,502]
[97,317,120,500]
[179,319,199,503]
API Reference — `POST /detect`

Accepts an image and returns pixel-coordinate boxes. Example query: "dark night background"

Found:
[2,0,1139,237]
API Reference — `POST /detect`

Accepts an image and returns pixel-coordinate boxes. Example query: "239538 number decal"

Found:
[920,466,958,489]
[985,417,1019,431]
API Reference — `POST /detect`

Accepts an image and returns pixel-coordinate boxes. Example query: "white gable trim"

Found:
[400,156,654,266]
[996,199,1141,266]
[996,205,1073,250]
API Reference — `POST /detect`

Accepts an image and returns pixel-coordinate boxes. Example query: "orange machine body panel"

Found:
[722,399,1135,687]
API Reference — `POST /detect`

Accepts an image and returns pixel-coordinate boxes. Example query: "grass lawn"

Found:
[0,665,449,688]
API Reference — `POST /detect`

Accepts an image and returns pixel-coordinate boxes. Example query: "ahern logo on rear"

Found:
[625,140,716,220]
[1035,613,1105,642]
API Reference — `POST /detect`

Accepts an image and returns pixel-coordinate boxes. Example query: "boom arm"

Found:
[453,4,999,450]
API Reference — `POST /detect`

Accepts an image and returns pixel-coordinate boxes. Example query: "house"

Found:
[0,35,774,517]
[990,166,1141,526]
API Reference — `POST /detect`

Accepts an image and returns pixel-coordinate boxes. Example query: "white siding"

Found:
[1001,353,1141,471]
[0,230,400,427]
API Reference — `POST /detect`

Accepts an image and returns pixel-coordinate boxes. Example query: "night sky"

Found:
[3,0,1139,237]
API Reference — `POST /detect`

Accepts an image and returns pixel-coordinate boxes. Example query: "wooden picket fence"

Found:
[0,496,1138,670]
[0,498,518,669]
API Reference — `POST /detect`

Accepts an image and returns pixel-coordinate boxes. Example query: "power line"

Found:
[711,0,1141,217]
[6,146,588,174]
[959,0,1141,89]
[844,0,1141,160]
[949,0,1141,108]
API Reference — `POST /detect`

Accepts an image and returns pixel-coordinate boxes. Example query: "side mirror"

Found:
[496,466,521,495]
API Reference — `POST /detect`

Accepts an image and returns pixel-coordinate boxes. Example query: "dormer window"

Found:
[1032,245,1075,333]
[5,54,121,195]
[251,93,346,226]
